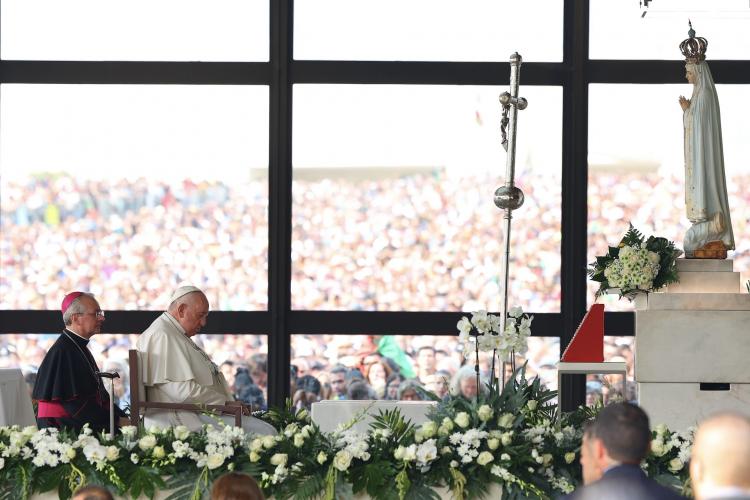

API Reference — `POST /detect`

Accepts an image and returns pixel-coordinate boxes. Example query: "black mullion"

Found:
[588,60,750,84]
[287,311,562,336]
[0,61,271,85]
[291,61,565,85]
[0,310,270,335]
[559,0,589,412]
[266,0,293,409]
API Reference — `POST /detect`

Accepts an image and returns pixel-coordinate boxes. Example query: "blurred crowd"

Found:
[1,170,747,407]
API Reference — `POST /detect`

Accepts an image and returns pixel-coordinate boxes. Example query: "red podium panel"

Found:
[561,304,604,362]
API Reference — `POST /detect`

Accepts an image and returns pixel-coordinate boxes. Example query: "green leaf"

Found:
[123,466,165,500]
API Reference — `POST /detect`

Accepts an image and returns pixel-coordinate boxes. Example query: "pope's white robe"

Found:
[136,312,275,435]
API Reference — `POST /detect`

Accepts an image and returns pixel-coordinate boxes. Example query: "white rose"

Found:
[421,421,438,438]
[498,414,515,429]
[487,438,500,450]
[293,434,305,448]
[106,446,119,462]
[477,451,494,466]
[249,451,261,463]
[270,453,288,466]
[173,425,191,441]
[206,454,225,470]
[152,446,166,459]
[668,458,683,472]
[565,452,576,464]
[317,452,327,464]
[526,400,538,411]
[501,432,513,446]
[138,435,157,451]
[66,448,77,459]
[120,426,138,439]
[450,460,459,468]
[394,446,406,461]
[440,446,452,456]
[130,453,139,464]
[262,435,277,449]
[542,453,553,466]
[477,405,493,422]
[333,450,352,471]
[454,412,470,429]
[501,453,510,461]
[651,440,666,457]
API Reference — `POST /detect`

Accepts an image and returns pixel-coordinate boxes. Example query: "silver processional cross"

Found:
[494,52,527,381]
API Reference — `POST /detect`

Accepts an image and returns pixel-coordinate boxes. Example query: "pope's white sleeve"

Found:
[155,380,228,405]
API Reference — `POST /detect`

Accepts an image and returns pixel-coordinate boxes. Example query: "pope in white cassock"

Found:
[136,286,275,435]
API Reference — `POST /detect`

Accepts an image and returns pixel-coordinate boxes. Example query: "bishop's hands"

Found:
[679,95,691,111]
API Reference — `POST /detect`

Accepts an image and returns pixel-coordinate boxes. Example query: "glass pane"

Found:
[290,334,559,406]
[293,85,562,312]
[588,84,750,311]
[294,0,563,62]
[0,84,269,310]
[1,0,269,61]
[590,0,750,60]
[2,333,267,409]
[586,336,635,406]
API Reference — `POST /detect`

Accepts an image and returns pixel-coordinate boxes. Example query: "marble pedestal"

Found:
[636,259,750,430]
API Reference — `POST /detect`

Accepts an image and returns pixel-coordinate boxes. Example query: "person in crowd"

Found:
[136,286,275,434]
[450,364,484,400]
[423,370,450,399]
[363,355,393,399]
[32,292,127,433]
[347,380,376,400]
[384,373,404,400]
[293,374,322,410]
[72,485,114,500]
[234,366,267,410]
[249,354,268,394]
[563,402,683,500]
[210,472,265,500]
[690,412,750,500]
[328,365,348,400]
[397,379,424,401]
[416,346,437,384]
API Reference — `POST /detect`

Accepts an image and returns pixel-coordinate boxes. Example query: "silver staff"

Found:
[98,371,120,439]
[495,52,528,380]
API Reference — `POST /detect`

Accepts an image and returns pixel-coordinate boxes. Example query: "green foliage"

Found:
[127,465,167,500]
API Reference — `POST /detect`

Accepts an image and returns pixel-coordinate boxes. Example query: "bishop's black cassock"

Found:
[32,329,126,433]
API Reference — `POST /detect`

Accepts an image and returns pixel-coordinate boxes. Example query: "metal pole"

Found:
[495,52,528,380]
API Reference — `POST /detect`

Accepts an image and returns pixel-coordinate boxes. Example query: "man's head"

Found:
[72,485,114,500]
[416,346,436,373]
[329,365,348,397]
[579,421,601,485]
[690,412,750,499]
[62,292,104,339]
[168,286,209,337]
[583,402,651,479]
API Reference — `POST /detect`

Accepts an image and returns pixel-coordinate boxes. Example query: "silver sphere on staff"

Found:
[494,185,525,211]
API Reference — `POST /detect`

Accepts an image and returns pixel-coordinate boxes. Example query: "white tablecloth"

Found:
[0,368,36,427]
[311,400,437,433]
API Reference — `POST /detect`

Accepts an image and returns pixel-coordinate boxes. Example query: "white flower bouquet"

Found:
[589,225,682,300]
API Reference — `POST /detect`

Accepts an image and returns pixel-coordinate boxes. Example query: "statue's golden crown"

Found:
[679,21,707,63]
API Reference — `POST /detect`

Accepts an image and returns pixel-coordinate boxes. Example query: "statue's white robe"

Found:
[136,312,275,435]
[683,61,735,255]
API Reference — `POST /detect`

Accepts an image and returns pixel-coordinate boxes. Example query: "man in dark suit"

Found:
[690,412,750,500]
[561,402,683,500]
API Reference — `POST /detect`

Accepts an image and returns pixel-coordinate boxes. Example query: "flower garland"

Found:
[588,224,682,300]
[0,380,691,500]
